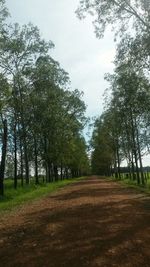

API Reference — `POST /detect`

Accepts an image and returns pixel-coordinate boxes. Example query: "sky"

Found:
[5,0,116,119]
[5,0,150,166]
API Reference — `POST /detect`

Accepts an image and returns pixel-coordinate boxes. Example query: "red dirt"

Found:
[0,176,150,267]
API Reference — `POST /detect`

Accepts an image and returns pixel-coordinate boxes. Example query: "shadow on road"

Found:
[0,177,150,267]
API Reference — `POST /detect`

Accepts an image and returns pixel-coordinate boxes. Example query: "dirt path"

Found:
[0,176,150,267]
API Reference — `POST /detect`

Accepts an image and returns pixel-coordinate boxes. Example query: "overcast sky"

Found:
[5,0,115,118]
[4,1,150,166]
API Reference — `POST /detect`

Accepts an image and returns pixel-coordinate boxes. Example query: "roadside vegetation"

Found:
[110,174,150,196]
[0,177,85,212]
[77,0,150,184]
[0,0,90,197]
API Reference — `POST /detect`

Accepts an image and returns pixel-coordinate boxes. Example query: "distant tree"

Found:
[91,113,115,176]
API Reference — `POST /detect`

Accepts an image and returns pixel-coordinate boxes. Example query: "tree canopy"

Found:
[0,0,90,196]
[82,0,150,182]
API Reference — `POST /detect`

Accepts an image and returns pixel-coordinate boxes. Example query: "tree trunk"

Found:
[116,146,121,179]
[17,80,29,184]
[47,162,52,183]
[0,119,7,196]
[19,137,24,187]
[34,137,39,184]
[135,122,144,185]
[23,127,29,184]
[45,163,48,183]
[54,165,58,181]
[131,152,136,180]
[14,120,17,189]
[60,162,63,180]
[65,167,69,179]
[130,109,140,184]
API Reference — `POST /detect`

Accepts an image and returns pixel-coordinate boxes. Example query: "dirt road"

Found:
[0,176,150,267]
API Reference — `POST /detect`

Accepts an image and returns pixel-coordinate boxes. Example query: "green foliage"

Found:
[76,0,150,38]
[91,113,115,175]
[0,1,90,196]
[81,0,150,181]
[91,55,150,180]
[0,177,86,212]
[113,174,150,193]
[0,0,8,25]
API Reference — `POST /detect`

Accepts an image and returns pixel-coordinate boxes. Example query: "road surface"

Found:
[0,176,150,267]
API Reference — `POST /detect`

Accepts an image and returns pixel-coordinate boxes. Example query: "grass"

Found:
[110,175,150,194]
[0,177,85,213]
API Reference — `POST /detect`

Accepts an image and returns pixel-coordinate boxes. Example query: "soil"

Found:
[0,176,150,267]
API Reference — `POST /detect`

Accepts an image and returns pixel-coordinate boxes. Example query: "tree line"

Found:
[77,0,150,184]
[0,0,90,196]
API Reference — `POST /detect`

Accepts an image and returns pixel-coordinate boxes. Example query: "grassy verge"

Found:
[109,176,150,194]
[0,177,86,213]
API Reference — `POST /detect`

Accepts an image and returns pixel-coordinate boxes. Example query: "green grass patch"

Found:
[110,176,150,194]
[0,177,86,213]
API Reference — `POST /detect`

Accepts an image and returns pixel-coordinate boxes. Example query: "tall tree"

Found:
[0,23,54,184]
[76,0,150,38]
[0,74,10,195]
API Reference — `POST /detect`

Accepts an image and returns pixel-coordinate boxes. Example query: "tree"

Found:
[105,61,150,183]
[0,0,8,26]
[91,113,115,176]
[0,1,89,196]
[76,0,150,38]
[0,23,54,184]
[0,74,10,195]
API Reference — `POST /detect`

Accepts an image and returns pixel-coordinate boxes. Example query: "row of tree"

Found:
[76,0,150,184]
[0,0,90,196]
